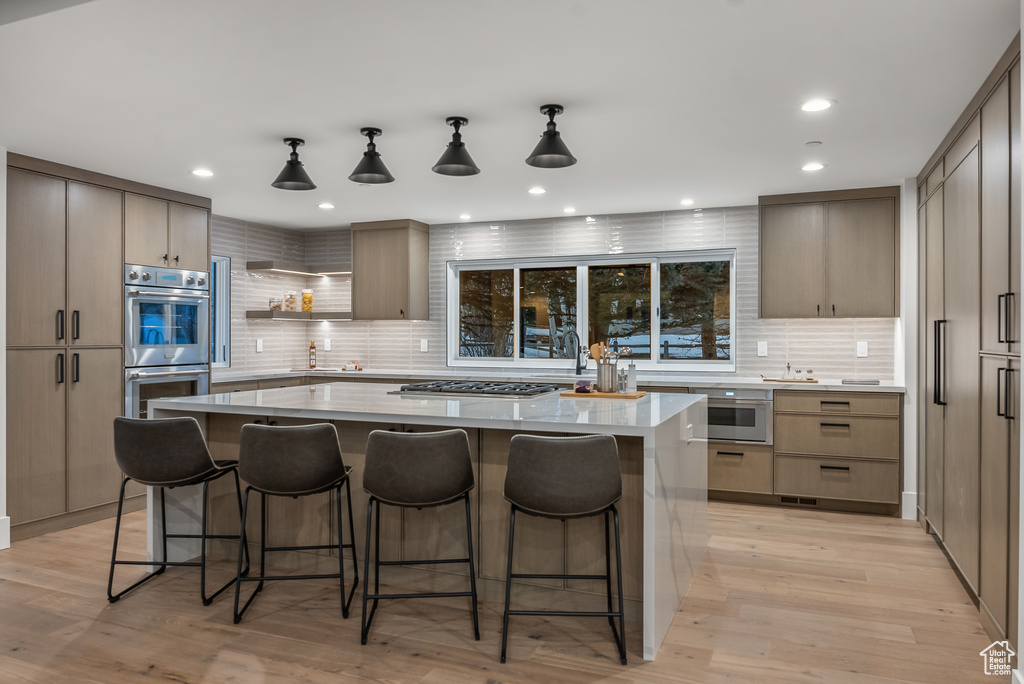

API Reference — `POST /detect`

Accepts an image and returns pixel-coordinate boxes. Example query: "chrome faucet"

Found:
[562,329,587,375]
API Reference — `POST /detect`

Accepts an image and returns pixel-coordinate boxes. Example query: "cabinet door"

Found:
[924,188,945,532]
[168,203,209,272]
[942,146,981,591]
[68,183,123,346]
[124,193,168,268]
[980,75,1011,353]
[7,349,67,524]
[67,348,124,511]
[352,226,410,319]
[1010,62,1021,357]
[979,354,1010,637]
[826,198,897,317]
[759,203,824,318]
[7,169,67,346]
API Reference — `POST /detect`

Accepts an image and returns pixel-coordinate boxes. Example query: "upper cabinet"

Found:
[351,219,429,320]
[759,187,900,318]
[125,193,209,272]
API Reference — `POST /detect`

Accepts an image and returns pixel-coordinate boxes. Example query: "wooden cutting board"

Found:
[560,390,646,399]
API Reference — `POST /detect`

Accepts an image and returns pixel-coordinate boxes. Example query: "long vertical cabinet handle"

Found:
[72,310,80,341]
[998,294,1007,343]
[56,353,64,384]
[1006,368,1016,421]
[56,309,65,341]
[1007,292,1017,344]
[934,320,947,406]
[997,367,1007,417]
[72,353,80,383]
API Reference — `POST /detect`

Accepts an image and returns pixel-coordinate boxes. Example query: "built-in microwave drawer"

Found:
[774,414,899,460]
[708,441,773,494]
[775,391,900,416]
[774,455,899,504]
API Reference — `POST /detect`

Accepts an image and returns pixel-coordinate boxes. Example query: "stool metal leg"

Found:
[464,493,480,640]
[611,505,627,665]
[360,497,378,644]
[500,505,517,663]
[107,478,167,602]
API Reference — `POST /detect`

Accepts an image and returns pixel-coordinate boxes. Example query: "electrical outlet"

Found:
[256,339,263,353]
[420,339,429,352]
[324,338,332,351]
[857,341,868,358]
[757,341,768,357]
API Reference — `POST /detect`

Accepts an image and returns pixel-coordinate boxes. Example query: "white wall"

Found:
[0,149,9,550]
[899,177,919,520]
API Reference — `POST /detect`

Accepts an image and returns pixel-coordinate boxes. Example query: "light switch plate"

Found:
[420,339,429,352]
[256,339,263,353]
[757,341,768,357]
[857,341,868,358]
[324,338,332,351]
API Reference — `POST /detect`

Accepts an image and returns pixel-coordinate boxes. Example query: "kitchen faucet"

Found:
[562,329,587,375]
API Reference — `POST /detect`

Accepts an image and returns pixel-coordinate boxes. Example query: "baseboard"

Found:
[901,491,917,520]
[0,515,10,550]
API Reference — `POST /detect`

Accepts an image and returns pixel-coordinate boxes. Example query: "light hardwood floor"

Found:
[0,502,1008,683]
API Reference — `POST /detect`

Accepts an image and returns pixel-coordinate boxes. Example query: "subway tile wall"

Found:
[217,206,895,381]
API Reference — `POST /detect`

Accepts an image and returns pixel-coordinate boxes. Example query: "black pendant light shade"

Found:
[526,104,577,168]
[348,127,394,184]
[433,116,480,176]
[271,138,316,190]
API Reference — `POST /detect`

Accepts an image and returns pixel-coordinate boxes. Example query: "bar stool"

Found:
[108,416,250,605]
[501,433,627,665]
[361,428,479,645]
[232,423,359,623]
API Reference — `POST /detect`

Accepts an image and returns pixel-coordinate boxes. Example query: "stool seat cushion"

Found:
[504,434,622,518]
[363,429,474,506]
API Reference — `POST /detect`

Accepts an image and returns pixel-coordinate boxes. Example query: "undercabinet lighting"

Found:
[680,198,694,206]
[585,216,596,223]
[528,186,546,195]
[270,268,319,276]
[801,99,833,112]
[563,207,576,213]
[802,162,825,171]
[317,270,353,276]
[318,202,335,209]
[192,168,214,177]
[490,225,500,230]
[459,214,472,220]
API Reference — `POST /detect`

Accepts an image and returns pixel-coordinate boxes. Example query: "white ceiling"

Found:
[0,0,1019,229]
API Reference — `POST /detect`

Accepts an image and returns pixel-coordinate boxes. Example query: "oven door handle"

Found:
[128,369,209,380]
[126,289,210,300]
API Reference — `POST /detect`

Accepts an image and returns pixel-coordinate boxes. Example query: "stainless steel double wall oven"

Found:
[124,264,210,418]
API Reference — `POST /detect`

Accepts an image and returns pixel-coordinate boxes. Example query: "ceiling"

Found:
[0,0,1019,229]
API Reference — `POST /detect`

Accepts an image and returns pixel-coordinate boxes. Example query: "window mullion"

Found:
[650,259,661,364]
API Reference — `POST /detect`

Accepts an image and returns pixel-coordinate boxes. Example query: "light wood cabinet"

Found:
[758,188,899,318]
[67,348,125,511]
[351,219,429,320]
[707,441,773,494]
[125,193,209,272]
[774,455,899,504]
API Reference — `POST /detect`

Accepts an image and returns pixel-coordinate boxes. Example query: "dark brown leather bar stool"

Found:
[108,416,250,605]
[501,433,626,665]
[361,428,479,645]
[232,423,359,623]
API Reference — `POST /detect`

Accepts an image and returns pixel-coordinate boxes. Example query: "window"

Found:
[211,255,231,367]
[447,250,735,371]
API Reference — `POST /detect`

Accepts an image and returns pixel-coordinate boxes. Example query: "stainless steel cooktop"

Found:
[394,380,563,397]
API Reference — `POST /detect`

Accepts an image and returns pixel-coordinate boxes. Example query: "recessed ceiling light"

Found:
[191,168,213,177]
[318,202,335,209]
[528,186,546,195]
[802,162,825,171]
[680,198,695,206]
[564,207,576,213]
[801,99,833,112]
[459,214,472,220]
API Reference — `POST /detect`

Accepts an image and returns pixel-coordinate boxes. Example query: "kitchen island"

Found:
[148,381,708,660]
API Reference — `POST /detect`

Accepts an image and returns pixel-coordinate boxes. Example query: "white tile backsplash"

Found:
[216,206,895,382]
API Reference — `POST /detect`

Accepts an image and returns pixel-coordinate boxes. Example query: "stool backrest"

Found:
[505,434,622,518]
[239,423,347,496]
[364,429,474,506]
[113,416,216,487]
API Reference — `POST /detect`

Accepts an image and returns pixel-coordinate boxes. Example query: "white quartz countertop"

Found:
[151,381,705,437]
[211,367,905,393]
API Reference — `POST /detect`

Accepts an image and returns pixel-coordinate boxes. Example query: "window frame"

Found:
[446,249,736,372]
[210,255,231,368]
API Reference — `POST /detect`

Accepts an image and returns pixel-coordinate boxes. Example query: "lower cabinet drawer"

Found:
[774,414,900,460]
[774,455,899,503]
[708,441,773,494]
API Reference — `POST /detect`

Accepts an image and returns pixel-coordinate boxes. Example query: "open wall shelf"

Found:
[245,310,353,321]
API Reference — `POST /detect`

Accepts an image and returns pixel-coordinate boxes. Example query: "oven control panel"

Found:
[125,264,209,291]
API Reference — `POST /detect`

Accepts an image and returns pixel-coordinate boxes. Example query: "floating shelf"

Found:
[246,310,353,321]
[246,260,352,276]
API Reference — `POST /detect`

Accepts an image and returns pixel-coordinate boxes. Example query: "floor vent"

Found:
[780,496,818,506]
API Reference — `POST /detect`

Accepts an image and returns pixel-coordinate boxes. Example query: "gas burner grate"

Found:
[397,380,562,397]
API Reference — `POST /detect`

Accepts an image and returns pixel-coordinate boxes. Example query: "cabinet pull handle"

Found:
[174,255,180,264]
[820,465,850,472]
[999,294,1007,343]
[997,367,1007,417]
[72,310,80,341]
[162,253,168,263]
[716,451,745,457]
[72,353,80,383]
[820,422,850,429]
[57,353,65,384]
[934,320,947,406]
[56,309,65,341]
[1007,292,1017,344]
[816,304,820,317]
[832,304,836,316]
[400,308,405,318]
[1006,368,1016,421]
[820,400,850,406]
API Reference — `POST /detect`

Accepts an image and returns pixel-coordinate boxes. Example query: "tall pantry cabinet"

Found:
[918,39,1021,643]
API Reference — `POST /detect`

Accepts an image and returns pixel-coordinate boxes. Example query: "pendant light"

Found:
[432,117,480,176]
[348,127,394,184]
[525,104,577,168]
[271,138,316,190]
